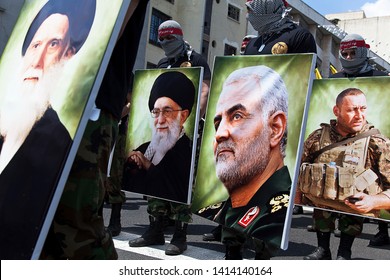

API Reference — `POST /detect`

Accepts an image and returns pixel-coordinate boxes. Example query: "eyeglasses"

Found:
[151,108,183,118]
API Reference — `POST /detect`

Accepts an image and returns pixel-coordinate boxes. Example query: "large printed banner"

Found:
[191,54,316,250]
[122,67,203,205]
[297,77,390,221]
[0,0,131,259]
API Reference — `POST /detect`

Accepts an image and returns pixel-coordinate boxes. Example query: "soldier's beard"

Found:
[149,113,182,165]
[0,64,62,172]
[215,127,270,193]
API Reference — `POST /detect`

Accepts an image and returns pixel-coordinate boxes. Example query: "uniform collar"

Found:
[329,119,374,141]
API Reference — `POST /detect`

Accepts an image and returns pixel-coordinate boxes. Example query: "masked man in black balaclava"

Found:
[156,20,211,117]
[244,0,316,55]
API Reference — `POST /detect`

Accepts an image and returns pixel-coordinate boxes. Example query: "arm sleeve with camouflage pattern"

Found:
[368,135,390,198]
[301,129,323,164]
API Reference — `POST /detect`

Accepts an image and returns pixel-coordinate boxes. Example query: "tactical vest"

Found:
[298,125,382,206]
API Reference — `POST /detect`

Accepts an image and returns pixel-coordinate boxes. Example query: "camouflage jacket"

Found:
[302,120,390,198]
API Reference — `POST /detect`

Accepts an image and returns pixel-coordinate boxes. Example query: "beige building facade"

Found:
[136,0,390,77]
[326,11,390,65]
[141,0,248,70]
[1,0,389,78]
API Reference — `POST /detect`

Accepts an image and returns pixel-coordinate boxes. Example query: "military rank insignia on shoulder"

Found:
[269,194,289,213]
[238,206,260,228]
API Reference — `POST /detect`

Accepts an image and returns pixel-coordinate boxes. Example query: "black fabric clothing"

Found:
[244,25,317,55]
[123,134,192,204]
[214,166,291,258]
[95,0,149,121]
[330,69,388,78]
[156,49,212,81]
[0,108,72,259]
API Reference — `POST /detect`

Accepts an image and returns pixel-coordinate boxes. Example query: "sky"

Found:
[302,0,390,17]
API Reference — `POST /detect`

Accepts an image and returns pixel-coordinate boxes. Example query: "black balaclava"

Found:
[246,0,293,35]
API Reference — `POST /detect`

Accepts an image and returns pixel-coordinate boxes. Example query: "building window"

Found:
[224,44,237,56]
[228,4,240,22]
[149,8,171,47]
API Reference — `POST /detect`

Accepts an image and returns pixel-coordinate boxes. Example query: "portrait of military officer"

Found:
[211,65,291,259]
[298,85,390,260]
[123,70,197,204]
[0,0,96,259]
[298,87,390,216]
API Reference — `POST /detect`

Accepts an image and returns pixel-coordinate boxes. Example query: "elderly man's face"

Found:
[148,96,189,163]
[213,79,271,192]
[334,94,367,136]
[22,13,73,85]
[0,13,73,156]
[152,97,187,132]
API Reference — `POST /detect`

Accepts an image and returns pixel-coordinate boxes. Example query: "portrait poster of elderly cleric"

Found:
[122,67,202,204]
[0,0,132,258]
[297,77,390,221]
[191,54,316,251]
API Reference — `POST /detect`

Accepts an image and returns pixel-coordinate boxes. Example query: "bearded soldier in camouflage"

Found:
[299,88,390,260]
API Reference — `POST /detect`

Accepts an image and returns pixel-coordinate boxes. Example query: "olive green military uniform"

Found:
[41,111,118,259]
[105,116,127,205]
[214,166,291,259]
[300,120,390,236]
[147,197,193,223]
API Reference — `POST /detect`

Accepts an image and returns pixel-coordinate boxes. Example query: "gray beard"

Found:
[215,128,270,193]
[149,115,182,165]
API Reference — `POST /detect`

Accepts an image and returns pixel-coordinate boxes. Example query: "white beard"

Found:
[0,63,62,173]
[148,113,182,165]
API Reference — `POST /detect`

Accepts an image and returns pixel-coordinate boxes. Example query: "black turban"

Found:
[22,0,96,56]
[149,71,196,114]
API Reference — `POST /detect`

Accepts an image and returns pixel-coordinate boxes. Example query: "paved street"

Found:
[103,192,390,260]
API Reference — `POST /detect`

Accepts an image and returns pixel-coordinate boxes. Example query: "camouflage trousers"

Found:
[312,209,364,236]
[104,120,127,204]
[147,198,192,223]
[41,110,118,259]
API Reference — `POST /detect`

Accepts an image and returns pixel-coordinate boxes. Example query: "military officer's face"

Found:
[334,93,367,136]
[213,79,271,192]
